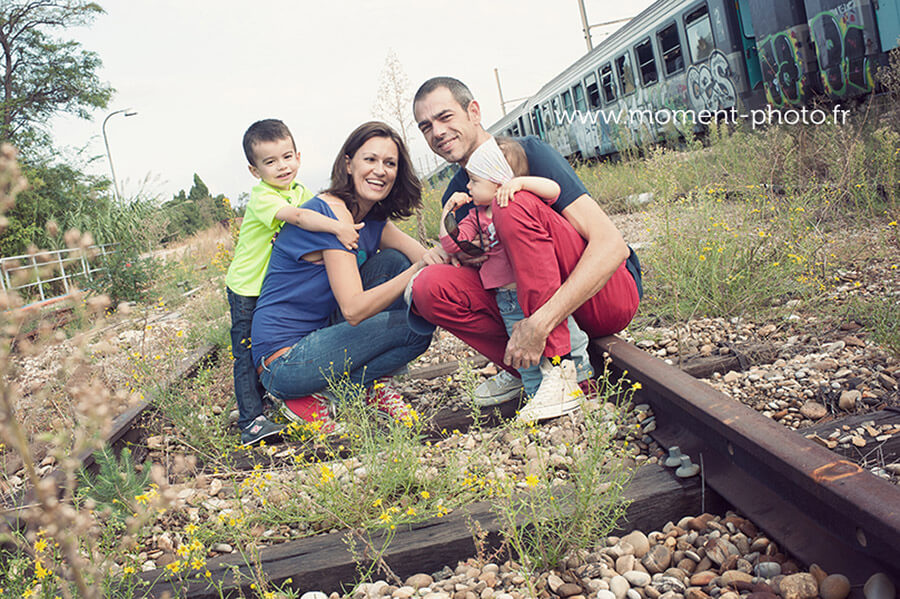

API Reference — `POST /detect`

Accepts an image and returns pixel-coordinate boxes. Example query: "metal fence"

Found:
[0,244,118,306]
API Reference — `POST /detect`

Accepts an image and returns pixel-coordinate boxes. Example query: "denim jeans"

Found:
[259,249,432,400]
[227,288,267,430]
[495,287,593,398]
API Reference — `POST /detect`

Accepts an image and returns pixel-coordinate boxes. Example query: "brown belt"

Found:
[257,346,290,375]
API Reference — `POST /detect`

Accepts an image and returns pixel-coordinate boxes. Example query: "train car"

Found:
[488,0,899,160]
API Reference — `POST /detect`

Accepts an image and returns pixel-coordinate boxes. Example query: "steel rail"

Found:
[593,336,900,583]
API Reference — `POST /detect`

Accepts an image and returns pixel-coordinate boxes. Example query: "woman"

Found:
[250,121,434,428]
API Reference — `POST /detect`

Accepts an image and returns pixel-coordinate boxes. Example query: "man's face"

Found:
[414,86,483,165]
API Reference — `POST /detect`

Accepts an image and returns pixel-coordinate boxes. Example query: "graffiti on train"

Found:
[809,0,876,96]
[687,50,738,112]
[758,27,809,107]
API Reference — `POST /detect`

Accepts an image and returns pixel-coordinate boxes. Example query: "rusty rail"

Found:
[593,336,900,583]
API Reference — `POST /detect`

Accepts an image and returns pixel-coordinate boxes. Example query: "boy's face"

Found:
[248,137,300,190]
[465,172,498,206]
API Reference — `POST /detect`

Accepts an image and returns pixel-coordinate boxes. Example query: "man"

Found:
[408,76,641,406]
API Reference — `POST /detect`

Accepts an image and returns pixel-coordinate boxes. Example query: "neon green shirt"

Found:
[225,180,315,296]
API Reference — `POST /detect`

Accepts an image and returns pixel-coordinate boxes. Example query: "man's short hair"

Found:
[413,77,474,111]
[496,136,529,177]
[242,119,295,166]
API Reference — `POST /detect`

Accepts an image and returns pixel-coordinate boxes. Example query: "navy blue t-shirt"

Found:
[443,136,588,221]
[250,197,387,366]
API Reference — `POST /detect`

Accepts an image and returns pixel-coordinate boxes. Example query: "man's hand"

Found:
[423,245,451,266]
[504,316,549,369]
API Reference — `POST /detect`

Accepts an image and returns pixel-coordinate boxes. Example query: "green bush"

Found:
[90,246,159,305]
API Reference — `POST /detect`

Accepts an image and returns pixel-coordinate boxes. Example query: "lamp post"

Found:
[102,108,137,202]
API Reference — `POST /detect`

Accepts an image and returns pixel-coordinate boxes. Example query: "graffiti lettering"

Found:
[810,6,873,97]
[758,28,807,107]
[687,50,738,112]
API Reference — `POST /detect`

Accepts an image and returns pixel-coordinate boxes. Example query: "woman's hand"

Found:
[495,178,525,207]
[422,246,451,266]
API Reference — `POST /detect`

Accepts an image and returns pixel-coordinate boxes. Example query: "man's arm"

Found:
[503,194,628,369]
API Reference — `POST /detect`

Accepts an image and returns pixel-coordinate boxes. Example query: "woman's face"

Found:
[345,136,399,203]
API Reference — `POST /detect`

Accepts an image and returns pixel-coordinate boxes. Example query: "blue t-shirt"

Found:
[250,197,387,366]
[443,136,588,221]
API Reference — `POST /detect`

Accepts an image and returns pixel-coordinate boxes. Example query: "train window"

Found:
[518,116,528,136]
[615,53,636,95]
[600,64,616,102]
[635,39,658,86]
[542,102,552,130]
[584,73,601,109]
[657,23,685,75]
[561,90,575,114]
[573,83,587,112]
[685,5,714,63]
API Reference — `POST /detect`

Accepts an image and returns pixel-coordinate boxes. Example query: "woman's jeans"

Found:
[495,287,592,398]
[259,249,433,401]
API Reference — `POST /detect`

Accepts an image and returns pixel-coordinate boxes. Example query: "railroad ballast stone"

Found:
[298,511,889,599]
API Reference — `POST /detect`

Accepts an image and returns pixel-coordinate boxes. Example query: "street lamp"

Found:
[102,108,137,202]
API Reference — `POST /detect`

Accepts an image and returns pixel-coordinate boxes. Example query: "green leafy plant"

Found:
[77,445,152,522]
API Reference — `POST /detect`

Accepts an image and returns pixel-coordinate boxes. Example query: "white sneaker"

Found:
[473,369,524,406]
[517,358,584,422]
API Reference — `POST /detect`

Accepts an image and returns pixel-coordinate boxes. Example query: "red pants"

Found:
[411,193,639,371]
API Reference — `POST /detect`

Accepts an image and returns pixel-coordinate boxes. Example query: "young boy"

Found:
[439,136,592,422]
[226,119,362,446]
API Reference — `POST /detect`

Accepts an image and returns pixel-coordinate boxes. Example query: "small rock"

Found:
[754,562,781,579]
[617,555,636,575]
[720,571,753,587]
[839,390,860,411]
[406,574,434,589]
[610,575,630,599]
[799,401,827,420]
[690,571,716,587]
[686,589,711,599]
[302,593,329,599]
[809,564,828,585]
[820,575,850,599]
[723,371,741,383]
[621,531,651,558]
[597,591,617,599]
[394,588,416,599]
[863,573,896,599]
[211,543,233,553]
[557,583,583,597]
[642,545,672,574]
[780,573,818,599]
[548,574,565,594]
[625,571,651,587]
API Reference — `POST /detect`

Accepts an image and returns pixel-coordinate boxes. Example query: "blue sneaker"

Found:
[240,415,284,447]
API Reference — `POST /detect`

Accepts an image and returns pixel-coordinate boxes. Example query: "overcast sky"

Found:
[50,1,655,204]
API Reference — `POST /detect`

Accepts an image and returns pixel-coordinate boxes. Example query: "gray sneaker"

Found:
[240,415,284,447]
[473,370,524,406]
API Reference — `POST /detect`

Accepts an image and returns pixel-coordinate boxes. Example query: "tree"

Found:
[0,1,113,153]
[372,49,428,242]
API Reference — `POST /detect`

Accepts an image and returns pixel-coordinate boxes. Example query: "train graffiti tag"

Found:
[809,0,876,96]
[687,50,738,112]
[758,27,809,107]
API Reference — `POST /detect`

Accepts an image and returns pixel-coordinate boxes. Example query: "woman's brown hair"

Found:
[324,121,422,221]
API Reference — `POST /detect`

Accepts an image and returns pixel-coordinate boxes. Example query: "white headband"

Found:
[466,137,514,185]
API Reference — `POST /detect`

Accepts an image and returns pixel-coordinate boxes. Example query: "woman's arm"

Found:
[379,220,427,262]
[321,206,423,326]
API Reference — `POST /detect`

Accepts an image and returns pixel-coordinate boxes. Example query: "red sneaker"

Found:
[281,394,339,434]
[366,378,417,424]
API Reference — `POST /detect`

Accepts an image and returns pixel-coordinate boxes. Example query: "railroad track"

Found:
[5,336,899,598]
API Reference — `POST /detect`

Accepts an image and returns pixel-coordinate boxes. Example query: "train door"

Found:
[518,115,529,136]
[531,105,545,141]
[804,0,882,98]
[571,81,593,157]
[583,72,605,155]
[735,0,764,90]
[875,0,900,50]
[747,0,819,106]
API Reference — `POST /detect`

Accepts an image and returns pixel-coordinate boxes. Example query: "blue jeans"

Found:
[227,288,267,430]
[495,287,593,398]
[259,249,432,400]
